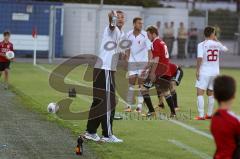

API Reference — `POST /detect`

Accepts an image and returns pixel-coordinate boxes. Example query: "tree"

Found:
[237,0,240,13]
[35,0,160,7]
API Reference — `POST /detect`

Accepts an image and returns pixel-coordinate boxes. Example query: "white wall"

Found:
[0,35,49,51]
[62,4,189,57]
[63,4,97,57]
[63,3,142,57]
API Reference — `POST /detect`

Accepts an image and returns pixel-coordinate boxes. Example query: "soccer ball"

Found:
[47,102,59,113]
[5,51,15,60]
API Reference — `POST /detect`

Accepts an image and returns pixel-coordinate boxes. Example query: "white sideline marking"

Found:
[36,64,127,104]
[169,119,213,140]
[35,64,213,140]
[168,139,212,159]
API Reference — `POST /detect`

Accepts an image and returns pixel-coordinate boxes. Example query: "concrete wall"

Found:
[63,4,189,57]
[63,3,142,57]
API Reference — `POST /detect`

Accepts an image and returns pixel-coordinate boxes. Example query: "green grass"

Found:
[8,62,240,159]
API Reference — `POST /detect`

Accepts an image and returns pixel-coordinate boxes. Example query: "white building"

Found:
[160,1,237,11]
[62,3,189,57]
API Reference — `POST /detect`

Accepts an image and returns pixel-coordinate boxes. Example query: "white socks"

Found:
[207,96,215,116]
[137,92,143,109]
[126,85,134,109]
[197,96,204,117]
[197,95,215,117]
[126,85,144,110]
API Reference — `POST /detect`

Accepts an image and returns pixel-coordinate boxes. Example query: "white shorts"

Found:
[195,75,216,90]
[128,69,144,76]
[128,62,146,77]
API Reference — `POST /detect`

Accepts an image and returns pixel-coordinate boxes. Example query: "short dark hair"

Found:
[116,10,124,15]
[214,75,236,103]
[3,31,10,36]
[146,26,159,36]
[204,26,215,38]
[133,17,142,24]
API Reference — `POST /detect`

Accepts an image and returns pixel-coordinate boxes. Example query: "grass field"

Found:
[8,62,240,159]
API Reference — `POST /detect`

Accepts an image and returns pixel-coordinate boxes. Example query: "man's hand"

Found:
[196,58,202,81]
[0,53,6,57]
[141,69,147,78]
[196,70,200,81]
[10,58,15,62]
[108,10,117,30]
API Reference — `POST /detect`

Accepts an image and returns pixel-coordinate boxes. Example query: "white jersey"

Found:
[127,30,151,62]
[95,26,125,71]
[197,40,228,76]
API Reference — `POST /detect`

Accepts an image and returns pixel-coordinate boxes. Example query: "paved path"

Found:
[0,85,96,159]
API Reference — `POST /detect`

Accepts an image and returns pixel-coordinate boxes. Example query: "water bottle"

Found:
[111,11,117,27]
[75,136,83,155]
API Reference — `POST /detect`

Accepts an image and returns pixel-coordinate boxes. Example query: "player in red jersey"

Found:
[141,26,183,117]
[0,31,14,89]
[211,75,240,159]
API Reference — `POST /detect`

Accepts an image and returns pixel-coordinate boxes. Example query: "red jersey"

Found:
[168,62,178,77]
[211,109,240,159]
[0,41,13,62]
[151,38,171,77]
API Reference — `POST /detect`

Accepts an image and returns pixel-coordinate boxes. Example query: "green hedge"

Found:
[208,9,239,40]
[190,9,239,40]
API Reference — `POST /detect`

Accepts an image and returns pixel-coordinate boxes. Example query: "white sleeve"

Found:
[145,38,152,51]
[102,27,109,39]
[197,43,204,58]
[218,42,228,52]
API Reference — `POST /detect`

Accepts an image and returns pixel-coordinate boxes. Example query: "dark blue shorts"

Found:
[0,61,10,71]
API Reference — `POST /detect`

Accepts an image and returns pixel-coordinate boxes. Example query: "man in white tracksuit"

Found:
[83,10,125,143]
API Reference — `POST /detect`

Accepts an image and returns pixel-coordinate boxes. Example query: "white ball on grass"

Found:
[47,102,59,113]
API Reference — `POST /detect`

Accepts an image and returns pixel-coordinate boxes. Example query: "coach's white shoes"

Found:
[83,132,100,142]
[101,135,123,143]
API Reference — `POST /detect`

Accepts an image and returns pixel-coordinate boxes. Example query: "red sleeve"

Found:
[10,43,14,51]
[0,43,3,54]
[235,119,240,135]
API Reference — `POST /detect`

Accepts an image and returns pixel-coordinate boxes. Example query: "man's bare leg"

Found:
[3,69,9,89]
[156,89,165,109]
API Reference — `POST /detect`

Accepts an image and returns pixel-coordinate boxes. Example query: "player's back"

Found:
[211,109,240,159]
[152,38,171,76]
[197,40,228,76]
[152,38,169,65]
